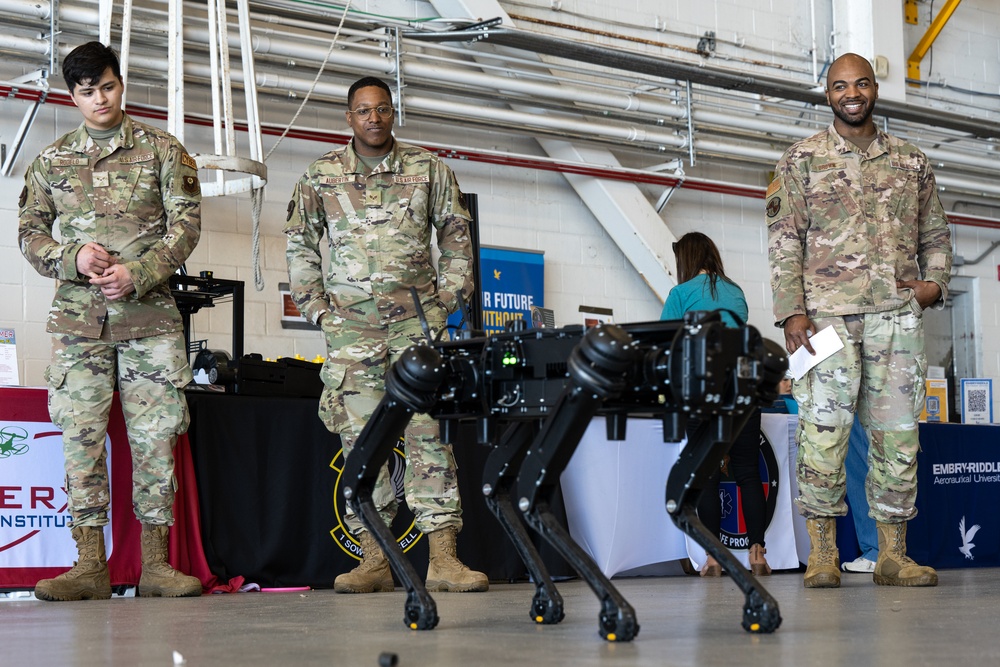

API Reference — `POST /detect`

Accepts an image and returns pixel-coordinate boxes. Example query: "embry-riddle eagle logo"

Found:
[959,515,980,560]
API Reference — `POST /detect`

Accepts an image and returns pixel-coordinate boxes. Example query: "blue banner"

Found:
[479,246,544,335]
[908,422,1000,568]
[448,246,545,337]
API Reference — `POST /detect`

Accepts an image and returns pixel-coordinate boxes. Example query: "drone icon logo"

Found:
[0,426,29,459]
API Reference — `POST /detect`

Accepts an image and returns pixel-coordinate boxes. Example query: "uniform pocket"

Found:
[904,292,924,317]
[44,365,73,430]
[165,363,194,389]
[318,316,349,389]
[158,361,193,436]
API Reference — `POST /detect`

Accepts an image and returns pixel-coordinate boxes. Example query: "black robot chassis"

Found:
[341,299,787,642]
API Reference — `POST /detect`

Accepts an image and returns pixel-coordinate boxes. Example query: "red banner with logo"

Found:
[0,387,228,592]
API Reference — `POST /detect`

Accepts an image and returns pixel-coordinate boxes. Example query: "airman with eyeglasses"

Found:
[286,76,486,595]
[344,84,397,158]
[348,105,394,120]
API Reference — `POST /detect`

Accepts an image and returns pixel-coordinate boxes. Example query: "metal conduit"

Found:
[2,1,1000,196]
[5,78,1000,225]
[10,17,994,183]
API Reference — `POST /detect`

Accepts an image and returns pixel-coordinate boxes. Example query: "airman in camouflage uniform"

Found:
[767,54,950,589]
[18,42,203,600]
[284,76,487,593]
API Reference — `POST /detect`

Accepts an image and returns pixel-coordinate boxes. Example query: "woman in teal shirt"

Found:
[661,232,771,577]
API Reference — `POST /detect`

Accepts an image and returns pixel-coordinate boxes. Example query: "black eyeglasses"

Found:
[348,105,394,119]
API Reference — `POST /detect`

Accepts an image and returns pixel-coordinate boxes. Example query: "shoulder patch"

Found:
[393,175,430,184]
[766,196,782,218]
[181,174,200,196]
[18,186,27,208]
[286,199,296,221]
[765,178,782,198]
[181,153,198,170]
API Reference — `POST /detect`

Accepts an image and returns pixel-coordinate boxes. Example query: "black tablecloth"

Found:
[185,391,571,588]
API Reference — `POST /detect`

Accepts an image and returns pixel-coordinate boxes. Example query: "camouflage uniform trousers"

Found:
[318,312,461,536]
[45,326,192,527]
[793,300,927,523]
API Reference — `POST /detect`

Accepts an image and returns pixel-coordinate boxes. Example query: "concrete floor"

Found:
[4,569,1000,666]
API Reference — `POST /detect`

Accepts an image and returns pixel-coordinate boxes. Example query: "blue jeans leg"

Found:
[846,415,878,561]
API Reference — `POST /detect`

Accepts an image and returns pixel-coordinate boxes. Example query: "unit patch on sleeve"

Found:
[766,196,782,218]
[182,175,200,195]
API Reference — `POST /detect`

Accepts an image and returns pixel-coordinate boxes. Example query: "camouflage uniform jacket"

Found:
[766,124,952,326]
[284,139,473,326]
[18,113,201,340]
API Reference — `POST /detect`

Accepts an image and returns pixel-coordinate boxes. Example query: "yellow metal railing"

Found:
[907,0,964,83]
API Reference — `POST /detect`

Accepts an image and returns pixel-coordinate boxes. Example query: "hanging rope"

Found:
[251,186,265,290]
[250,0,355,291]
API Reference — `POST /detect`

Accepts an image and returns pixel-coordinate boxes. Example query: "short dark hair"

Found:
[62,41,122,93]
[347,77,392,109]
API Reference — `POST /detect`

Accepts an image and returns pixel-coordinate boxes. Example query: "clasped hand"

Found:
[77,242,135,301]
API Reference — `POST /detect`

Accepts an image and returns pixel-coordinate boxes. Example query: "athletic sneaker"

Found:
[842,556,876,573]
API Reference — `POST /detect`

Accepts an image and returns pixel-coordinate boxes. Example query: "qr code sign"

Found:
[968,389,988,415]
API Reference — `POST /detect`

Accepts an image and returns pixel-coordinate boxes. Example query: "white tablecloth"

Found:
[560,414,803,577]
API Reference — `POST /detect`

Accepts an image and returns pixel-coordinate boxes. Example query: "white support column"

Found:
[167,0,184,143]
[832,0,906,102]
[98,0,112,46]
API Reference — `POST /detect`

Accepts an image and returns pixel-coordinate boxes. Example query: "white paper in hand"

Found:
[788,325,844,380]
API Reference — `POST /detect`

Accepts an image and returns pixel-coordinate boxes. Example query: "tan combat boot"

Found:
[334,530,395,593]
[138,524,202,597]
[873,521,938,587]
[425,526,489,592]
[34,526,112,601]
[803,518,840,588]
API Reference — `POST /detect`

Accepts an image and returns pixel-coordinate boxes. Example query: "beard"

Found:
[831,102,875,127]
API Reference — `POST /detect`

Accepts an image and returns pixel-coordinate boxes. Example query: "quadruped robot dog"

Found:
[341,294,787,641]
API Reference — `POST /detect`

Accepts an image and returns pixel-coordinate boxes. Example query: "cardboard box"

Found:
[920,378,948,422]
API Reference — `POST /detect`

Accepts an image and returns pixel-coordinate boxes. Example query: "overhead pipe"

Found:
[3,21,1000,188]
[0,34,51,56]
[61,22,1000,180]
[5,61,1000,198]
[4,79,999,230]
[3,2,1000,193]
[422,25,1000,140]
[6,2,998,146]
[12,0,1000,142]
